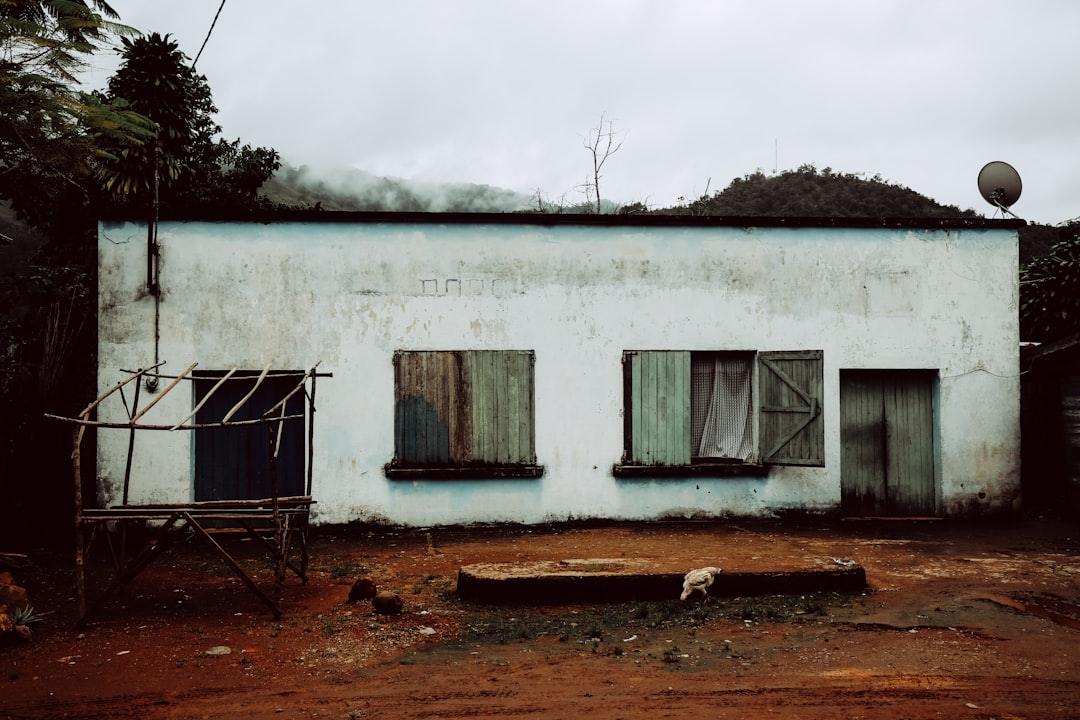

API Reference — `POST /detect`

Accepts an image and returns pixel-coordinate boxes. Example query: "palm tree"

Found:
[100,33,201,198]
[98,32,282,223]
[97,33,203,294]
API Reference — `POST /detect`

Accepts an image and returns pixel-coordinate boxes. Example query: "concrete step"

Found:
[457,557,866,605]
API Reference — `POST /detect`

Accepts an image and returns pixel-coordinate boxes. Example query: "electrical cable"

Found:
[192,0,227,69]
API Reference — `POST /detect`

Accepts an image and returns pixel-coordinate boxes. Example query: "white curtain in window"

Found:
[691,355,754,461]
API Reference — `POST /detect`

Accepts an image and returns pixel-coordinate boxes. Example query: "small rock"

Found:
[372,591,403,615]
[348,577,378,602]
[418,626,436,636]
[205,646,232,656]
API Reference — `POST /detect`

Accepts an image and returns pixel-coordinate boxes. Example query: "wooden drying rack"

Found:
[47,361,327,626]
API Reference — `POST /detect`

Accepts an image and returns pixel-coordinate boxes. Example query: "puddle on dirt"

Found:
[979,593,1080,630]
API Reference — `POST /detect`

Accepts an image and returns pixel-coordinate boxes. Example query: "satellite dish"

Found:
[977,161,1022,211]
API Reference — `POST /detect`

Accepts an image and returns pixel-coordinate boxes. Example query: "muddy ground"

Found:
[2,517,1079,719]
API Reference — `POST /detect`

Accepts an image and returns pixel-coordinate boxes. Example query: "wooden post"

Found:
[303,370,316,579]
[72,426,86,621]
[268,421,284,585]
[307,369,316,496]
[77,513,183,628]
[121,378,141,506]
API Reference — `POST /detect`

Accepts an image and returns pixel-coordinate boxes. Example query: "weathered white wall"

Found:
[97,218,1020,524]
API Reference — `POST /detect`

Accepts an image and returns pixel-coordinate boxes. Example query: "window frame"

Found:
[614,349,823,478]
[384,349,544,480]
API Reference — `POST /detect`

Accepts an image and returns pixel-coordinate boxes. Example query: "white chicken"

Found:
[680,566,722,601]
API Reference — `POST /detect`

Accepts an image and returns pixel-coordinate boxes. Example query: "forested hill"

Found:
[649,165,980,218]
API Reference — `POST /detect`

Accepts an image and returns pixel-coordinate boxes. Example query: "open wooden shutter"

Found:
[470,350,535,464]
[625,351,691,466]
[758,350,824,466]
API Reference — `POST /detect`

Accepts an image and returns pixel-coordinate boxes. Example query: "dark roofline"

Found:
[1021,331,1080,367]
[102,210,1025,231]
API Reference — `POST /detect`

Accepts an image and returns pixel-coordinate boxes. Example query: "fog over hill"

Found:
[262,164,534,213]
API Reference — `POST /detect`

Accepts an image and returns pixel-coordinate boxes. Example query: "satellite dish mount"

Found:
[977,161,1022,219]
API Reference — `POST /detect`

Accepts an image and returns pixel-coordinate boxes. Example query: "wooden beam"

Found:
[183,513,282,619]
[76,513,183,628]
[77,362,166,421]
[263,364,318,418]
[130,362,198,423]
[222,363,271,422]
[171,367,238,430]
[44,413,305,431]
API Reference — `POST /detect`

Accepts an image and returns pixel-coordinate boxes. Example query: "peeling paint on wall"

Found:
[97,219,1020,525]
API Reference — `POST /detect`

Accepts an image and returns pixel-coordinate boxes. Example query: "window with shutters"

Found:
[614,350,824,477]
[384,350,543,479]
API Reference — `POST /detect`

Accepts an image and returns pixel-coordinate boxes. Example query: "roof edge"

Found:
[100,210,1025,231]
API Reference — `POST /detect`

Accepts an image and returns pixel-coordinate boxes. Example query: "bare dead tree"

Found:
[527,187,569,214]
[583,113,624,214]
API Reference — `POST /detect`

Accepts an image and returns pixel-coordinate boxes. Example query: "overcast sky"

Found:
[84,1,1080,223]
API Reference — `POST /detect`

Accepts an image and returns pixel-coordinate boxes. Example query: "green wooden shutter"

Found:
[394,351,471,465]
[758,350,824,466]
[470,350,535,464]
[627,351,691,466]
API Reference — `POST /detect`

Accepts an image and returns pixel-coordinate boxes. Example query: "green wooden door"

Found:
[840,370,936,516]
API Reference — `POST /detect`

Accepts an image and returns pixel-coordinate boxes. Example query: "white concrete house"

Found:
[96,213,1022,526]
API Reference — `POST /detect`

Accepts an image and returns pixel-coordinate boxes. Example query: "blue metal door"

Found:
[194,373,305,501]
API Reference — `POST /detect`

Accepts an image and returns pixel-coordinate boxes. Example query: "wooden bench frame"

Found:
[47,362,327,626]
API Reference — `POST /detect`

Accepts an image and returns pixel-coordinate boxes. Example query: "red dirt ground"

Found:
[3,517,1080,719]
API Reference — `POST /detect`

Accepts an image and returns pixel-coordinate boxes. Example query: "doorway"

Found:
[193,372,306,502]
[840,370,937,517]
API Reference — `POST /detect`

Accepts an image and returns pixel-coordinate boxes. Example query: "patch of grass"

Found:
[318,614,344,637]
[327,562,366,579]
[733,593,835,623]
[459,592,847,646]
[412,574,446,594]
[568,562,617,573]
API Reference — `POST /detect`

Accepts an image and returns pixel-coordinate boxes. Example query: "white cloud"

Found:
[87,0,1080,223]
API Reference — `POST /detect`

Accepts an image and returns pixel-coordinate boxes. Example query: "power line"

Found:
[192,0,227,69]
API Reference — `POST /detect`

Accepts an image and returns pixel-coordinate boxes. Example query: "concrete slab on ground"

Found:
[457,556,867,604]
